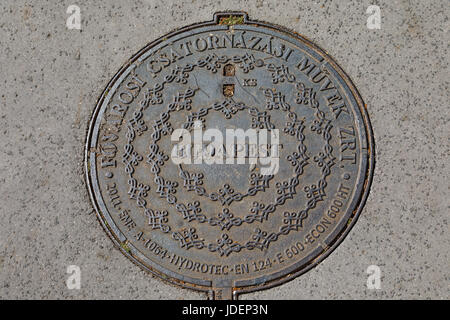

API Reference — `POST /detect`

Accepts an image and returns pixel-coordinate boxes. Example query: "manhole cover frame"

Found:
[84,11,375,299]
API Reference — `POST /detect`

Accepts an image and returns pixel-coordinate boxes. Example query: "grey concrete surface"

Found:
[0,0,448,299]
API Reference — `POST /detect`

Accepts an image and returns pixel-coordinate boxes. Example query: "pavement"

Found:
[0,0,448,299]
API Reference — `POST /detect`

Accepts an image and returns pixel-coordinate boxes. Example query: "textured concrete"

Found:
[0,0,448,299]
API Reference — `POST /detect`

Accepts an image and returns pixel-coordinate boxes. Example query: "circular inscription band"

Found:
[85,12,374,300]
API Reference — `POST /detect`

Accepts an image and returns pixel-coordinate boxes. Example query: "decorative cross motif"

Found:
[313,150,335,176]
[127,177,150,207]
[184,107,209,130]
[128,110,147,136]
[262,88,290,111]
[172,227,205,249]
[248,173,273,196]
[245,228,278,250]
[196,53,230,73]
[249,107,275,129]
[178,165,206,195]
[275,177,299,205]
[168,88,196,111]
[207,234,241,257]
[122,147,143,175]
[154,176,178,204]
[296,82,318,107]
[304,180,326,208]
[282,211,308,232]
[164,64,194,84]
[284,111,305,141]
[141,83,164,107]
[175,201,205,222]
[144,208,170,233]
[212,99,246,119]
[311,110,332,135]
[147,143,168,174]
[151,111,172,141]
[209,184,245,206]
[287,144,310,175]
[232,53,264,73]
[267,63,295,83]
[208,208,243,231]
[247,202,276,222]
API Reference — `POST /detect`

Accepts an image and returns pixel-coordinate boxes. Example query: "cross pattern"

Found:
[296,82,318,107]
[175,201,205,222]
[249,108,275,129]
[210,184,245,206]
[168,88,196,111]
[164,64,194,84]
[127,177,150,207]
[207,234,241,257]
[196,53,229,73]
[313,150,336,176]
[212,100,246,119]
[209,208,242,231]
[128,110,147,135]
[144,208,170,233]
[282,211,308,231]
[275,177,299,205]
[245,228,278,250]
[248,173,273,196]
[233,53,263,73]
[267,63,295,83]
[172,227,205,249]
[262,88,290,111]
[151,111,172,141]
[179,166,205,195]
[304,180,327,208]
[141,83,164,107]
[287,145,310,175]
[183,108,208,130]
[248,202,276,222]
[154,176,178,204]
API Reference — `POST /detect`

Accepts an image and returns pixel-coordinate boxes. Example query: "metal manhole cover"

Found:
[85,12,374,299]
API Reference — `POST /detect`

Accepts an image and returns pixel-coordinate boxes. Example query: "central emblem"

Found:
[85,12,374,299]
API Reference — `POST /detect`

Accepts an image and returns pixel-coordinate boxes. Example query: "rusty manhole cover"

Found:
[85,12,374,299]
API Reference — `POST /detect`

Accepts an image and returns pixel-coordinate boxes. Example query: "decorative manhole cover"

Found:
[85,12,374,299]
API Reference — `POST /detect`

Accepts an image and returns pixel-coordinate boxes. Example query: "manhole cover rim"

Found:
[84,12,375,297]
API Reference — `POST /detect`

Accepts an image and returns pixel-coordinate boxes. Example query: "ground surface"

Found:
[0,0,448,299]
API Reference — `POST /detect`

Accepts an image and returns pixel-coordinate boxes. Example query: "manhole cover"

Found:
[85,12,374,299]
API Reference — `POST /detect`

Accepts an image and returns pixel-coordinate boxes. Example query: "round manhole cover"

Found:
[85,12,374,299]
